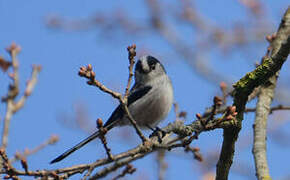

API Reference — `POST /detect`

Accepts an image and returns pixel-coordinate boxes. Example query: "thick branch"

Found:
[252,6,290,180]
[216,7,290,180]
[252,79,275,180]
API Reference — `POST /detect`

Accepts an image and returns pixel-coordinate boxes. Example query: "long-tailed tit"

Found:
[50,55,174,164]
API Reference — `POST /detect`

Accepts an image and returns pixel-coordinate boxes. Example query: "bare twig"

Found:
[220,82,228,104]
[96,118,114,160]
[1,43,21,149]
[173,103,187,121]
[0,148,21,180]
[156,150,167,180]
[78,64,122,100]
[1,43,41,149]
[20,158,28,173]
[121,45,148,143]
[112,164,136,180]
[124,44,136,98]
[13,65,42,111]
[81,166,95,180]
[10,135,59,163]
[203,104,290,118]
[184,146,203,162]
[0,56,11,72]
[205,96,223,125]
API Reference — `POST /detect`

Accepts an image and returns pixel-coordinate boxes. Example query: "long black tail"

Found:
[50,120,117,164]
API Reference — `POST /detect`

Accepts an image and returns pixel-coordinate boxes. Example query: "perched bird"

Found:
[50,55,174,164]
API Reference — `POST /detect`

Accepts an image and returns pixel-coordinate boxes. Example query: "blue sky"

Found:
[1,1,290,179]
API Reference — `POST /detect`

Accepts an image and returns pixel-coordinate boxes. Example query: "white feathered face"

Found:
[134,55,166,84]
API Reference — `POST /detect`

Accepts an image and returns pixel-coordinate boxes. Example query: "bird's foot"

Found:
[148,126,166,143]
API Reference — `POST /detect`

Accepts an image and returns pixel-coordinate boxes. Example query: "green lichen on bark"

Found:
[233,57,274,101]
[216,54,289,180]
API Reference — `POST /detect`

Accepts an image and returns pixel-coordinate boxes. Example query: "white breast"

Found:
[121,75,174,128]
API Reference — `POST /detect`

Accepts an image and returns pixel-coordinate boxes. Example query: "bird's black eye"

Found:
[147,56,159,70]
[150,63,155,70]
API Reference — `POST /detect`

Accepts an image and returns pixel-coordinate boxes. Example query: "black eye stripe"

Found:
[147,56,159,67]
[135,56,166,74]
[147,56,166,73]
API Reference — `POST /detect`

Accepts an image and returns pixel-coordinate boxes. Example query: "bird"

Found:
[50,55,174,164]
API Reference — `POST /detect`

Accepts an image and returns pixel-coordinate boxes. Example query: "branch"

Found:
[124,45,136,98]
[252,80,275,180]
[0,105,236,179]
[10,135,59,163]
[78,64,122,100]
[112,164,136,180]
[216,7,290,180]
[0,56,11,72]
[87,116,235,179]
[96,119,113,160]
[252,6,290,180]
[156,150,167,180]
[203,104,290,118]
[121,44,147,143]
[1,44,41,149]
[1,44,21,149]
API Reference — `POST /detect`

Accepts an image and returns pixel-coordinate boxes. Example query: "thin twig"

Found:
[173,103,187,121]
[122,105,148,143]
[96,118,114,160]
[1,44,41,149]
[205,96,222,125]
[124,44,136,98]
[121,45,147,143]
[220,82,228,104]
[81,166,95,180]
[184,146,203,162]
[13,65,42,111]
[112,164,136,180]
[78,64,122,100]
[1,44,21,149]
[203,104,290,118]
[0,56,11,72]
[10,135,59,163]
[156,150,167,180]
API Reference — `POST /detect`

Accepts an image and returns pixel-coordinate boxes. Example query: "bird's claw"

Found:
[149,127,166,143]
